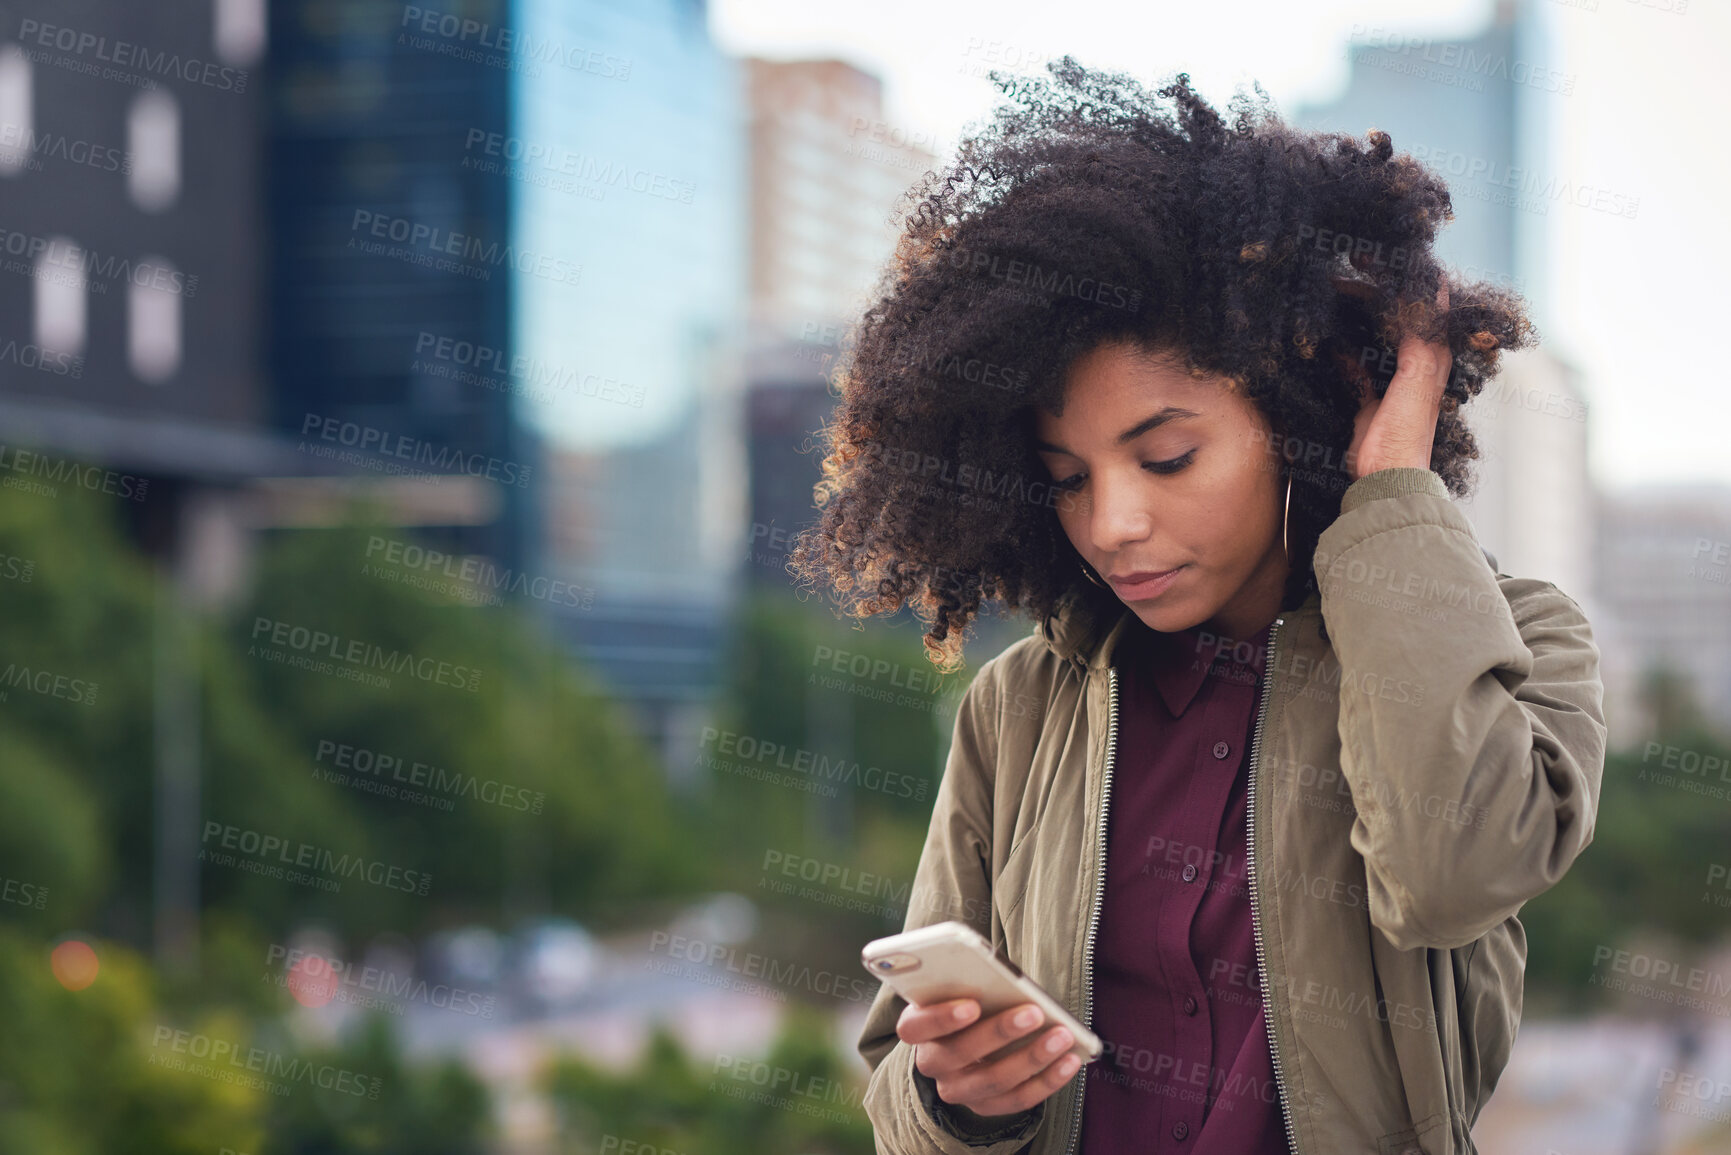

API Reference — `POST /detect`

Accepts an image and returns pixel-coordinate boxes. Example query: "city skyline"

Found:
[712,0,1728,494]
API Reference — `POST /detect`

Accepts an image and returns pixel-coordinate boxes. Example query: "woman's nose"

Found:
[1086,469,1153,554]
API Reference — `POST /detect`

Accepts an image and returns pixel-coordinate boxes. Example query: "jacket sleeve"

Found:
[856,654,1050,1154]
[1312,466,1608,952]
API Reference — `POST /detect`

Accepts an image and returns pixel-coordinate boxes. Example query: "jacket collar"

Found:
[1034,586,1135,672]
[1035,584,1321,674]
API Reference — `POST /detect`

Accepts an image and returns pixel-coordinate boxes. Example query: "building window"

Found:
[214,0,268,67]
[129,256,183,383]
[128,89,180,211]
[34,236,86,358]
[0,44,30,177]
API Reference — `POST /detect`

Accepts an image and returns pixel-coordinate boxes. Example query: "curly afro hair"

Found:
[789,59,1537,673]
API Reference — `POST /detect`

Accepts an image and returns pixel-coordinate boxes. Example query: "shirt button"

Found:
[1181,864,1197,882]
[1183,996,1198,1015]
[1172,1121,1189,1140]
[1212,740,1231,759]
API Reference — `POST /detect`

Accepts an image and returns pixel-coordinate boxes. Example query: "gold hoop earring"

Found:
[1079,557,1110,589]
[1283,472,1293,558]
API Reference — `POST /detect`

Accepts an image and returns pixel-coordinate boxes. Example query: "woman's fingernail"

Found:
[954,1003,977,1022]
[1044,1029,1071,1053]
[1014,1006,1040,1028]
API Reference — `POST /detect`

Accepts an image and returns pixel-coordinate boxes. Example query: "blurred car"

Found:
[668,892,758,945]
[509,917,603,1008]
[422,924,505,991]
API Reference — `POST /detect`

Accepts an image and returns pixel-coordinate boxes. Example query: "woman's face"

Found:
[1033,339,1291,643]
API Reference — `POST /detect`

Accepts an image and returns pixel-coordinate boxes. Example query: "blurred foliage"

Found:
[0,923,492,1155]
[0,482,709,944]
[0,482,158,939]
[696,587,981,978]
[258,1014,492,1155]
[210,512,709,937]
[0,926,261,1155]
[1520,709,1731,1012]
[0,482,920,1150]
[707,586,982,875]
[545,1003,874,1155]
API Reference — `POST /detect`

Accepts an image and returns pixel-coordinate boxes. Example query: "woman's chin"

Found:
[1129,600,1197,635]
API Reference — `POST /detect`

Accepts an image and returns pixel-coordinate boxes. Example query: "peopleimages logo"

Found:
[412,331,644,408]
[364,535,594,610]
[0,444,147,502]
[0,228,198,298]
[16,19,249,93]
[264,943,497,1019]
[249,616,484,692]
[0,874,48,910]
[299,413,532,488]
[0,657,99,706]
[200,820,433,896]
[0,123,129,175]
[348,209,582,285]
[0,335,83,378]
[462,129,695,203]
[937,246,1142,311]
[399,6,633,79]
[313,738,546,815]
[149,1026,380,1099]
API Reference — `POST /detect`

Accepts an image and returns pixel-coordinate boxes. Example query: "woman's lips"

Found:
[1107,566,1187,600]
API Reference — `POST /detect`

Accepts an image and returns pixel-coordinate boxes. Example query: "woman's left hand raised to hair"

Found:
[1340,280,1452,482]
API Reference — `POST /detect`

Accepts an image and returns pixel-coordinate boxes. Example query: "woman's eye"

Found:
[1145,449,1196,475]
[1050,450,1195,492]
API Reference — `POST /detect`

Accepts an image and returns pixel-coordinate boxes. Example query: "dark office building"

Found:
[743,340,834,589]
[0,0,276,530]
[265,0,536,571]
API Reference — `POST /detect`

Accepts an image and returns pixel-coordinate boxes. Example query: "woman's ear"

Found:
[1264,418,1291,479]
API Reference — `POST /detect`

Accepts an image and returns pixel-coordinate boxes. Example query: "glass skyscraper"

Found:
[510,0,747,758]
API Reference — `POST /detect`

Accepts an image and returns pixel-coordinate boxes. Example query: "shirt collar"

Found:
[1127,618,1274,719]
[1037,584,1317,674]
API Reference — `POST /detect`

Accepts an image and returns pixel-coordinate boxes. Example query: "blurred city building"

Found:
[0,0,521,599]
[267,0,534,573]
[739,57,937,593]
[744,58,938,346]
[514,0,747,779]
[0,0,276,581]
[1594,485,1731,742]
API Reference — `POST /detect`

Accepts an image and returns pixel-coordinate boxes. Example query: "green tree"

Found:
[1519,721,1731,1009]
[259,1014,491,1155]
[545,1003,874,1155]
[0,927,264,1155]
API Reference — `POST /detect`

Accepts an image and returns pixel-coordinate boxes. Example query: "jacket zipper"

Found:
[1061,616,1297,1155]
[1248,615,1305,1155]
[1062,662,1119,1155]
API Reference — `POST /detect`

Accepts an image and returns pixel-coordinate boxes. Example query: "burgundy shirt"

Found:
[1077,617,1293,1154]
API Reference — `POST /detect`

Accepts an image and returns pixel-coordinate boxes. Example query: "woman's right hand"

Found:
[897,996,1083,1120]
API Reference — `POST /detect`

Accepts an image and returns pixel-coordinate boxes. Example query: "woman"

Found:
[791,63,1606,1155]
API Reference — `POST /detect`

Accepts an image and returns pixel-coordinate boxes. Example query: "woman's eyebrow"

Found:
[1033,406,1202,456]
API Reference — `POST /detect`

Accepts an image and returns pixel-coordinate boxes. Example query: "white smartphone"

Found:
[861,920,1103,1064]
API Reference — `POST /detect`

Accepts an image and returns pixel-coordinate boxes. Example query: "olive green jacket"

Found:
[856,466,1608,1155]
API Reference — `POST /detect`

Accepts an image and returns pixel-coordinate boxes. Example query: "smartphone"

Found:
[861,921,1103,1064]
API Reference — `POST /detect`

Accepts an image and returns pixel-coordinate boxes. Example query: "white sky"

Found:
[712,0,1730,495]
